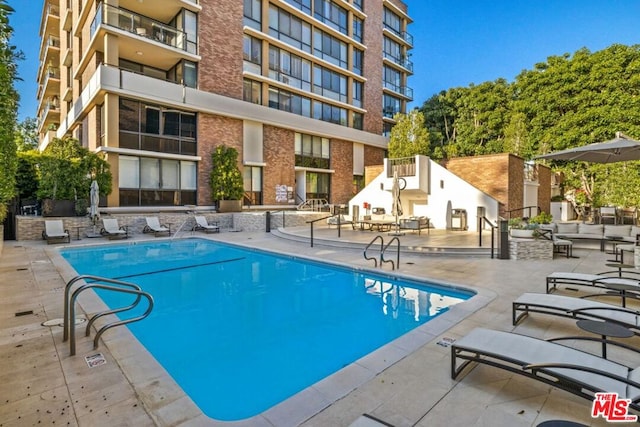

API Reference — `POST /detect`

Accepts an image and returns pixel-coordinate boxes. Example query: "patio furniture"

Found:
[537,228,573,258]
[143,217,171,237]
[193,215,220,233]
[599,206,619,224]
[399,216,430,235]
[621,207,638,225]
[100,218,128,239]
[42,220,70,244]
[451,327,640,410]
[512,292,640,335]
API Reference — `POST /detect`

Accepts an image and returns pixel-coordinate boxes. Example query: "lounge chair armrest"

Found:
[523,362,640,387]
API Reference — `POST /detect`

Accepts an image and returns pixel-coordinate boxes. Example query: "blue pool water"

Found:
[61,239,473,420]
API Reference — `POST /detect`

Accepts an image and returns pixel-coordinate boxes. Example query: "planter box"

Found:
[510,229,535,238]
[217,200,242,213]
[42,199,76,217]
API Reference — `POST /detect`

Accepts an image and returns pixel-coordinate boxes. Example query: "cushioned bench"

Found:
[541,223,640,251]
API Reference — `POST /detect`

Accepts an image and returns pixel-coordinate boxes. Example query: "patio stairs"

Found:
[270,227,494,257]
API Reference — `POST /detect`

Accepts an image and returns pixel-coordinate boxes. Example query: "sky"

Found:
[9,1,640,121]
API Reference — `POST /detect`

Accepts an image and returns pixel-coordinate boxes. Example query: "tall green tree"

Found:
[0,1,20,222]
[387,110,430,158]
[15,117,38,152]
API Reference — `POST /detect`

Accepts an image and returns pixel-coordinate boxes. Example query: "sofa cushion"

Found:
[578,223,604,235]
[556,223,579,234]
[538,223,557,233]
[632,226,640,239]
[603,224,632,237]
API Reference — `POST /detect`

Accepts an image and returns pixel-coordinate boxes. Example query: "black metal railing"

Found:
[504,206,540,220]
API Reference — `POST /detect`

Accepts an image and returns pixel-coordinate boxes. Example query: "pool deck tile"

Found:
[0,226,629,426]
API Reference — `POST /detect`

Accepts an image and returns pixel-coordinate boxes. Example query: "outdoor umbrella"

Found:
[90,180,100,224]
[535,132,640,164]
[390,170,404,235]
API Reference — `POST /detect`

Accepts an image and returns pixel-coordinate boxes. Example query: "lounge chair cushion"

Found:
[604,224,632,237]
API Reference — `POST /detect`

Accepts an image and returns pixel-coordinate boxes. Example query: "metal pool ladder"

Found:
[364,236,400,270]
[63,275,154,356]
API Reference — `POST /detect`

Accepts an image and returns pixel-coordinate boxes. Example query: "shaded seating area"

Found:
[193,215,220,233]
[42,220,70,244]
[513,292,640,335]
[143,217,171,237]
[100,218,128,239]
[451,327,640,410]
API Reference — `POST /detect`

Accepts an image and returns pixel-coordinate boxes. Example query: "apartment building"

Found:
[37,0,413,208]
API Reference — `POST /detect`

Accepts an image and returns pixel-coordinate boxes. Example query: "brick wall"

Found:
[197,113,243,205]
[444,153,524,218]
[198,0,244,99]
[330,138,354,204]
[263,125,295,205]
[362,0,383,135]
[537,164,552,214]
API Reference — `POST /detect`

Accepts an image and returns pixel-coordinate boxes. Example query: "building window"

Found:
[352,48,363,75]
[295,133,330,169]
[383,65,402,92]
[243,34,262,74]
[353,0,363,11]
[283,0,311,15]
[243,166,262,205]
[383,7,401,36]
[353,174,364,195]
[353,16,363,43]
[353,80,363,108]
[119,98,196,155]
[383,36,401,62]
[269,5,312,53]
[268,46,312,91]
[119,155,197,206]
[268,87,312,117]
[313,100,347,126]
[353,112,363,130]
[306,172,330,200]
[243,0,261,30]
[313,29,347,68]
[313,0,348,35]
[243,79,262,104]
[312,65,347,103]
[383,122,394,137]
[383,94,401,118]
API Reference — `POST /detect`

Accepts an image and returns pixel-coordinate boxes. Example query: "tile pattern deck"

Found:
[0,225,626,426]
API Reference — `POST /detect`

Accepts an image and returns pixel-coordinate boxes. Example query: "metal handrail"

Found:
[504,205,541,219]
[266,209,287,232]
[306,215,334,247]
[63,275,153,356]
[364,235,384,267]
[480,216,498,259]
[381,236,400,270]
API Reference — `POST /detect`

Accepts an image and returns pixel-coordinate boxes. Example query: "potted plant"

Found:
[210,145,244,213]
[508,217,539,238]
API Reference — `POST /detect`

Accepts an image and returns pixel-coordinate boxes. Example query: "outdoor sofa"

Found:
[540,223,640,250]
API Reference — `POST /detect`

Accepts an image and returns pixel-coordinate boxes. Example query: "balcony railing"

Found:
[383,81,413,99]
[387,157,416,178]
[383,51,413,72]
[42,67,60,89]
[45,3,60,18]
[92,3,190,52]
[383,25,413,46]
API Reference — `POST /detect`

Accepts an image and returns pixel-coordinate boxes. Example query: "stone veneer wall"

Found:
[15,212,327,241]
[509,238,553,260]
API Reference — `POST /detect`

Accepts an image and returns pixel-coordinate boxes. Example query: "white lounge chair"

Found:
[193,216,220,233]
[546,271,640,294]
[42,220,70,244]
[100,218,128,239]
[143,217,170,236]
[452,327,640,410]
[513,292,640,334]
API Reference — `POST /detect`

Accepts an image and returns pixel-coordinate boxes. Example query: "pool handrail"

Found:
[381,236,400,270]
[68,282,153,356]
[63,275,154,356]
[364,235,384,267]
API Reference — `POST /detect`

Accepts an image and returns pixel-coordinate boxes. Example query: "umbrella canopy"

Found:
[90,180,100,222]
[391,170,403,218]
[535,133,640,163]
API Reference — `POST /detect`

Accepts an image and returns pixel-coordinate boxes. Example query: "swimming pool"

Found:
[61,239,474,421]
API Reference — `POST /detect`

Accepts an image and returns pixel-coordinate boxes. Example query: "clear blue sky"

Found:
[10,1,640,121]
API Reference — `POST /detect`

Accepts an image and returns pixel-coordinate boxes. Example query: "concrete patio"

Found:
[0,225,630,426]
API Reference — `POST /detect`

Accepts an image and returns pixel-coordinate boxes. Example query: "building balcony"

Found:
[38,67,60,99]
[383,81,413,100]
[383,52,413,73]
[62,46,72,67]
[40,2,60,38]
[62,0,72,31]
[382,27,413,47]
[88,2,199,70]
[38,98,61,133]
[39,35,60,67]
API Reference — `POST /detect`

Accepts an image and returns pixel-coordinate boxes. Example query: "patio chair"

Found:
[193,215,220,233]
[546,271,640,295]
[599,206,619,224]
[513,292,640,335]
[42,220,70,244]
[537,228,573,258]
[622,207,638,225]
[451,327,640,410]
[100,218,128,239]
[143,217,171,237]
